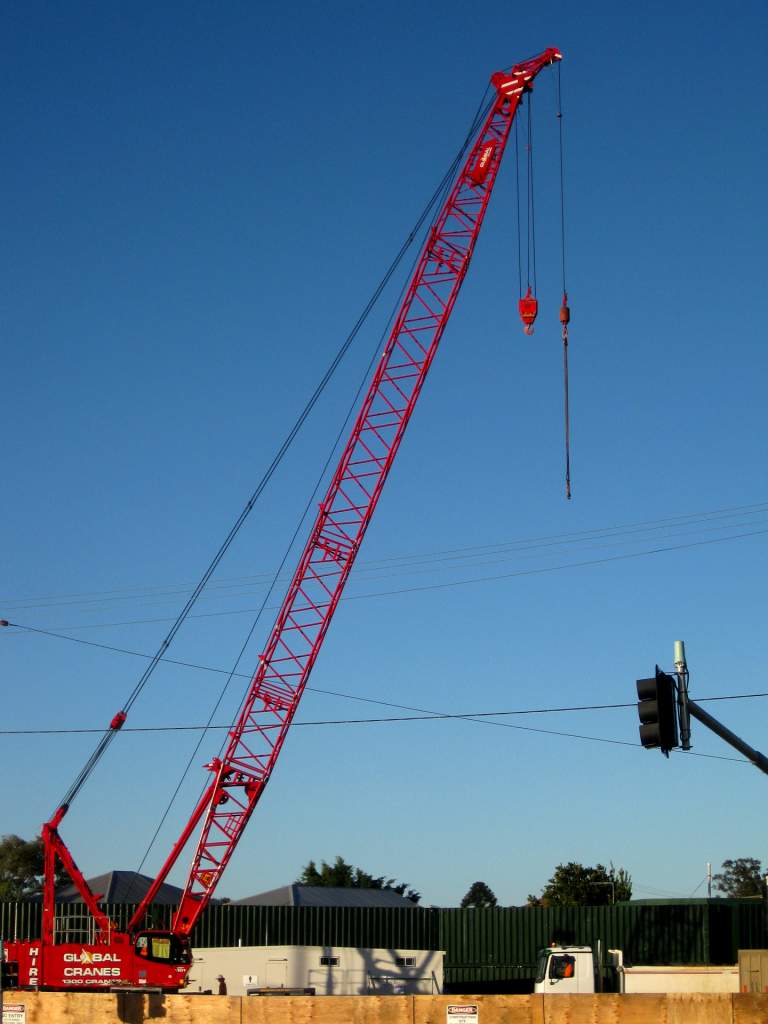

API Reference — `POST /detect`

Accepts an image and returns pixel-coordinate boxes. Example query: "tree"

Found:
[460,881,498,909]
[0,835,45,899]
[296,856,420,903]
[527,862,632,907]
[0,834,69,900]
[713,858,765,899]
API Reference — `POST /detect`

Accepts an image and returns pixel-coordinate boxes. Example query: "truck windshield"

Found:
[535,953,549,984]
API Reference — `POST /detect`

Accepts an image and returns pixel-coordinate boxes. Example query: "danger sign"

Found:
[447,1006,478,1024]
[2,1006,27,1024]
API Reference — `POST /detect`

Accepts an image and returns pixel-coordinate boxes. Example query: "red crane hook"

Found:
[518,285,538,335]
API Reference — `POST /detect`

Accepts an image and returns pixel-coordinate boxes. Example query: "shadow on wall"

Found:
[116,992,167,1022]
[285,944,439,995]
[361,945,440,994]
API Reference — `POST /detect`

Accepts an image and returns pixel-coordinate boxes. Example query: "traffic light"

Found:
[636,667,679,755]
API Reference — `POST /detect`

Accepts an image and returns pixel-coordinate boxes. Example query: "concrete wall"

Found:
[4,992,768,1023]
[183,945,444,996]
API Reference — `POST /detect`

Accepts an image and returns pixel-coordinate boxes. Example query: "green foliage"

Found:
[296,856,421,904]
[527,861,632,907]
[0,835,45,900]
[460,881,498,909]
[611,865,633,902]
[713,858,765,899]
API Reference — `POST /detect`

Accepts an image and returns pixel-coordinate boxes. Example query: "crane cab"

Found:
[133,930,192,968]
[131,930,192,988]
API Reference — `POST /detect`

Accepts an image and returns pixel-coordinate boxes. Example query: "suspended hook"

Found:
[518,285,538,335]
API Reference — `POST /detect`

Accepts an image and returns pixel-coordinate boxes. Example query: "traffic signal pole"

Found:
[673,639,691,750]
[685,698,768,776]
[636,640,768,776]
[673,639,768,775]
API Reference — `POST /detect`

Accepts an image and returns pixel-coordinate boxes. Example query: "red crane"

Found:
[4,45,562,991]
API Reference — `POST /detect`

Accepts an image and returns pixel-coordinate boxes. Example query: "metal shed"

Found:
[183,943,444,996]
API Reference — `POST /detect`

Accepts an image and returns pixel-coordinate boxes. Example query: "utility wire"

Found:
[2,620,767,721]
[6,611,765,769]
[688,878,707,897]
[0,705,757,766]
[634,883,695,898]
[6,694,768,733]
[4,500,766,613]
[0,697,642,738]
[179,514,768,592]
[10,523,765,637]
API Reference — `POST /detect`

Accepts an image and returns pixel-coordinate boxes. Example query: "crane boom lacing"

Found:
[166,48,563,937]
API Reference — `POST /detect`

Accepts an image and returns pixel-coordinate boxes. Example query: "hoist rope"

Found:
[563,323,571,500]
[514,118,522,299]
[526,93,537,294]
[556,61,572,500]
[556,62,567,295]
[118,89,496,879]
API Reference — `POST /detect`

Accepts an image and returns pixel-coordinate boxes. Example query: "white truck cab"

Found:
[534,945,596,995]
[533,945,739,995]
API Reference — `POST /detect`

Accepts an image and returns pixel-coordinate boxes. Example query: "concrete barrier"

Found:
[4,991,768,1023]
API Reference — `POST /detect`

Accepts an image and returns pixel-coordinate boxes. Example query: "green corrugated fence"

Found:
[2,900,765,985]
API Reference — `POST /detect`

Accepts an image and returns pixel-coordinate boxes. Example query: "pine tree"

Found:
[460,881,498,909]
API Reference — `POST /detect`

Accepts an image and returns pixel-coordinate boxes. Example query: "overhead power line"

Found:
[0,696,637,733]
[0,696,762,767]
[5,523,765,635]
[4,619,768,714]
[2,499,766,614]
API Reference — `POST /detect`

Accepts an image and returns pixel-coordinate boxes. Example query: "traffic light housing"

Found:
[637,667,679,755]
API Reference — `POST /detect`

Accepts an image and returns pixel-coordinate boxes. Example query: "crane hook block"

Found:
[559,292,570,325]
[518,286,538,335]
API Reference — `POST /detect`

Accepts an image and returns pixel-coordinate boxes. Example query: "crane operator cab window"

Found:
[134,932,191,965]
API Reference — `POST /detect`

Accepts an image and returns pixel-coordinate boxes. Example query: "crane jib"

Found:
[26,47,563,991]
[167,45,563,938]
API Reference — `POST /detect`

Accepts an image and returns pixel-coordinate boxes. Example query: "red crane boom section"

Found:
[127,46,561,938]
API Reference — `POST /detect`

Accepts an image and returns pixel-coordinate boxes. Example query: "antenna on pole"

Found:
[674,639,691,751]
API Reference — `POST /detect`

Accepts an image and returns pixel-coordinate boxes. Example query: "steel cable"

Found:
[54,84,495,814]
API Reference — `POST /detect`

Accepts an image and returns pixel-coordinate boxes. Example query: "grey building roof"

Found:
[55,870,184,905]
[232,885,417,908]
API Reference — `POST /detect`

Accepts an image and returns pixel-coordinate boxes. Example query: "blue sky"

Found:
[2,0,767,908]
